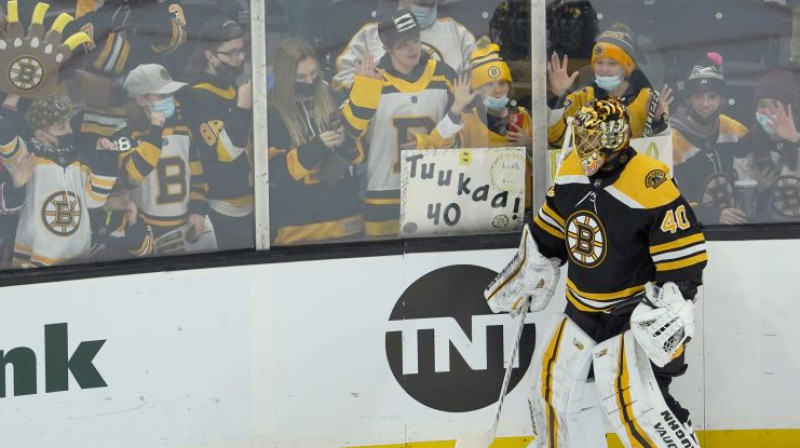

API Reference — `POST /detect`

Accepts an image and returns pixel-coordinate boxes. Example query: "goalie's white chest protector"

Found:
[14,160,107,266]
[367,71,449,192]
[131,129,192,226]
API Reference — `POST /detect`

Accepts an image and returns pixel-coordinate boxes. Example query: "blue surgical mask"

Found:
[595,74,623,91]
[152,97,176,119]
[408,4,437,29]
[483,95,510,111]
[756,112,776,135]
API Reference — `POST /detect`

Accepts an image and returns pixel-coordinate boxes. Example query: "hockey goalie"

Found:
[486,98,707,448]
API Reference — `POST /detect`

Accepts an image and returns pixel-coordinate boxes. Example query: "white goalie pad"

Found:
[485,224,560,313]
[527,315,604,448]
[593,332,700,448]
[630,282,695,367]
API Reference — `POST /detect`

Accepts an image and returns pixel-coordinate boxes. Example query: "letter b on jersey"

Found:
[385,265,536,412]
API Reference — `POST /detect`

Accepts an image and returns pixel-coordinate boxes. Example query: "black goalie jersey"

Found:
[532,148,708,313]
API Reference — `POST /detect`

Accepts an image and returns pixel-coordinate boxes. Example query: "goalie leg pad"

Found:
[593,331,700,448]
[529,314,604,448]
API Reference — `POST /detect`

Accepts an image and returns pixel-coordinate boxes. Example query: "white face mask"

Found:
[595,74,623,91]
[407,4,437,29]
[483,94,510,111]
[756,112,776,135]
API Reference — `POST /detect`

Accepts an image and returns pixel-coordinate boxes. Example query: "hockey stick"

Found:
[454,298,531,448]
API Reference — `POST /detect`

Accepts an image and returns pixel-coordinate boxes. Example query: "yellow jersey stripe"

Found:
[650,233,706,255]
[364,197,401,206]
[286,148,315,181]
[566,280,645,301]
[342,106,370,132]
[542,202,565,227]
[655,253,708,272]
[365,220,399,237]
[542,318,568,448]
[565,290,615,313]
[534,215,565,240]
[192,83,236,100]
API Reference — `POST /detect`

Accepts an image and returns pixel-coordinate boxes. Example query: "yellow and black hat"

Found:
[591,25,636,76]
[469,36,512,89]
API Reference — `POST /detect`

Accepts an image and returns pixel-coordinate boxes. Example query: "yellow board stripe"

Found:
[347,429,800,448]
[533,215,564,240]
[541,318,568,448]
[656,252,708,272]
[617,336,656,448]
[650,233,705,255]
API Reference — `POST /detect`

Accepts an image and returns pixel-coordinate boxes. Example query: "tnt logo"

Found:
[385,265,536,412]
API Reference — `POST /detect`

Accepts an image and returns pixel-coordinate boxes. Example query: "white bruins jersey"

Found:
[343,57,454,193]
[133,127,192,229]
[333,17,475,91]
[0,139,117,267]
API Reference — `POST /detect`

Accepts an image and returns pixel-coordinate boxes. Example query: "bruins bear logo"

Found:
[645,169,667,189]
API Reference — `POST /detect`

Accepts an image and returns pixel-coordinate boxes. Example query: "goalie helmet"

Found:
[572,97,631,177]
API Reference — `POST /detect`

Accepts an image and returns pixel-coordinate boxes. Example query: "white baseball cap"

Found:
[123,64,187,97]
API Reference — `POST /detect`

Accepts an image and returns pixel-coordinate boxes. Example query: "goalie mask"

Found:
[572,97,631,177]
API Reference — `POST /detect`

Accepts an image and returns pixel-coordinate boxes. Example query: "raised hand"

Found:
[450,73,478,115]
[237,80,253,110]
[547,52,579,97]
[11,153,36,187]
[355,53,382,80]
[655,84,674,119]
[772,103,800,143]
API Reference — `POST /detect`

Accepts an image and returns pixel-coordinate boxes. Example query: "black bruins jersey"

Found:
[672,115,749,225]
[532,148,707,313]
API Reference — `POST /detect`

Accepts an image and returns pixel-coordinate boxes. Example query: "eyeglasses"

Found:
[216,48,247,58]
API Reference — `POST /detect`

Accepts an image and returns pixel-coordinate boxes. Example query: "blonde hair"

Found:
[270,38,338,146]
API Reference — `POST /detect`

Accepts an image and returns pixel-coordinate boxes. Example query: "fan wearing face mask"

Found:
[743,69,800,223]
[415,37,533,210]
[0,95,120,267]
[112,63,206,251]
[333,0,475,92]
[180,16,254,251]
[547,23,672,148]
[670,53,750,226]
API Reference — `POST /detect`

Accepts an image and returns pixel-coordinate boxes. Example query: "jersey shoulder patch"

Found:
[607,154,680,209]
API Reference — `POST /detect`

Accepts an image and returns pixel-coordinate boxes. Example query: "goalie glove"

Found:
[485,224,560,314]
[630,282,695,367]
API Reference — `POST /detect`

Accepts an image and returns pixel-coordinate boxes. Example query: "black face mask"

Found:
[215,62,244,82]
[294,80,318,97]
[45,132,77,150]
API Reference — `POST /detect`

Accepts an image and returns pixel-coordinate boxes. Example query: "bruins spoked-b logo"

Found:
[566,211,607,268]
[41,191,82,236]
[8,56,44,91]
[771,175,800,218]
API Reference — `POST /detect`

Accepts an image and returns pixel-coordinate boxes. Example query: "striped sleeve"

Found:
[531,191,568,263]
[547,91,582,147]
[0,136,28,165]
[189,145,209,216]
[83,169,117,208]
[119,128,164,183]
[649,196,708,283]
[342,75,383,138]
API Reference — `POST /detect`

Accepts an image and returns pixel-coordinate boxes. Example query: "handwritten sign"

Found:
[400,147,526,237]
